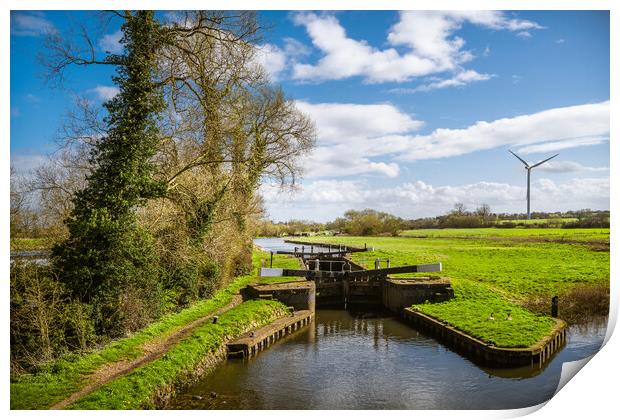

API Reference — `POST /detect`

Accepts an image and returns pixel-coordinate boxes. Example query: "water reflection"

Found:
[169,310,606,410]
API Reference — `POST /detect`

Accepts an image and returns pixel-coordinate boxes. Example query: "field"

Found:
[297,228,609,347]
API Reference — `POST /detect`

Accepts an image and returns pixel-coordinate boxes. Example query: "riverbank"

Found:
[10,248,300,409]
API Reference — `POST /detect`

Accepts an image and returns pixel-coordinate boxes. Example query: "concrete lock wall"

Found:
[383,278,454,312]
[243,281,316,312]
[401,308,568,368]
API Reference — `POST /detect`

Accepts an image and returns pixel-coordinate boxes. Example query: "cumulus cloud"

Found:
[291,11,541,83]
[516,136,608,154]
[390,70,494,93]
[254,43,288,81]
[99,29,124,54]
[294,101,423,178]
[517,31,533,39]
[261,177,609,222]
[11,11,57,37]
[294,100,608,179]
[89,85,120,101]
[296,101,423,141]
[399,101,610,161]
[536,160,609,173]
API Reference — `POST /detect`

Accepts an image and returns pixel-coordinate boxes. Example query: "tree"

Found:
[452,202,467,216]
[52,11,167,334]
[38,10,315,314]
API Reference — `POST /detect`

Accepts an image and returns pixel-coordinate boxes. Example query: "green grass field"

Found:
[297,228,609,347]
[400,227,609,244]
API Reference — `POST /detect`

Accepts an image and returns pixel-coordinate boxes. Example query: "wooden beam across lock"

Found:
[259,263,442,279]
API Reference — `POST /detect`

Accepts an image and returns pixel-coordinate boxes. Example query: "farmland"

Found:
[296,228,609,347]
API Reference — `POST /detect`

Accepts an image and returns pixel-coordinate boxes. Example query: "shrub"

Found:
[10,263,68,373]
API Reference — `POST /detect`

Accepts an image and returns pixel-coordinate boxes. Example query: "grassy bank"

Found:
[10,237,54,251]
[68,300,288,409]
[296,229,608,347]
[10,248,299,409]
[414,279,555,348]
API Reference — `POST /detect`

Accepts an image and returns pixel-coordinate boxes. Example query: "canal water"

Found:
[169,310,606,410]
[168,237,607,410]
[10,250,50,266]
[254,237,338,254]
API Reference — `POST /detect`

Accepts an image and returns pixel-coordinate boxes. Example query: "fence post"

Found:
[551,296,559,317]
[270,251,274,268]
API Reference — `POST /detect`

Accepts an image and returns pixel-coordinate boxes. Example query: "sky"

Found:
[10,10,610,222]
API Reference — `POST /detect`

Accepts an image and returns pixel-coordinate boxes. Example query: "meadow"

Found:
[297,228,610,347]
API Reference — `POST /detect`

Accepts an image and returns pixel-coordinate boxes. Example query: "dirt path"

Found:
[51,294,243,410]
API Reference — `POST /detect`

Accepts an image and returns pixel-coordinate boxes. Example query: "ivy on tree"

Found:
[53,11,166,333]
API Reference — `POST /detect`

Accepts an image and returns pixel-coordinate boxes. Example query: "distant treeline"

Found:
[254,206,610,237]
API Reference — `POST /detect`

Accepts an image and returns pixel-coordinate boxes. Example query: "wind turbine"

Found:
[509,150,559,220]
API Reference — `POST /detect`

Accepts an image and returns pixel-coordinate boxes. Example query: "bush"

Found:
[10,263,69,373]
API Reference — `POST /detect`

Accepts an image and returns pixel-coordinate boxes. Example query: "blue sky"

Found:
[10,10,610,222]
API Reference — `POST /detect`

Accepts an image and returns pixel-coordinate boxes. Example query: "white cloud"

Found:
[254,43,288,81]
[90,85,120,101]
[11,152,48,175]
[294,101,423,178]
[390,70,494,93]
[536,160,609,173]
[295,101,423,141]
[399,101,610,161]
[517,31,533,39]
[294,100,608,179]
[99,29,124,54]
[291,11,541,83]
[516,136,608,154]
[11,11,57,37]
[262,177,609,222]
[283,37,311,59]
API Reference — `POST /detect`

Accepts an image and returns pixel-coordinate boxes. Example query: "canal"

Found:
[169,309,606,409]
[169,238,606,409]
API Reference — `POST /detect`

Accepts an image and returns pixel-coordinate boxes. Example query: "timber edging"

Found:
[401,307,567,368]
[227,310,314,359]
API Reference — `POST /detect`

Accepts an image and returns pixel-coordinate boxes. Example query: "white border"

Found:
[3,1,617,419]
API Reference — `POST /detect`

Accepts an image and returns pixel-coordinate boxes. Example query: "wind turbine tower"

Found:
[509,150,559,220]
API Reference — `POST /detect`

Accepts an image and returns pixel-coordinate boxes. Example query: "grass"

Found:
[68,300,288,409]
[10,237,53,251]
[295,229,609,347]
[413,279,556,348]
[300,233,609,297]
[10,248,300,410]
[400,227,609,244]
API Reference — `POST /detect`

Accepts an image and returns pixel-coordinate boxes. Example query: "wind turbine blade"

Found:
[509,150,529,167]
[530,153,559,168]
